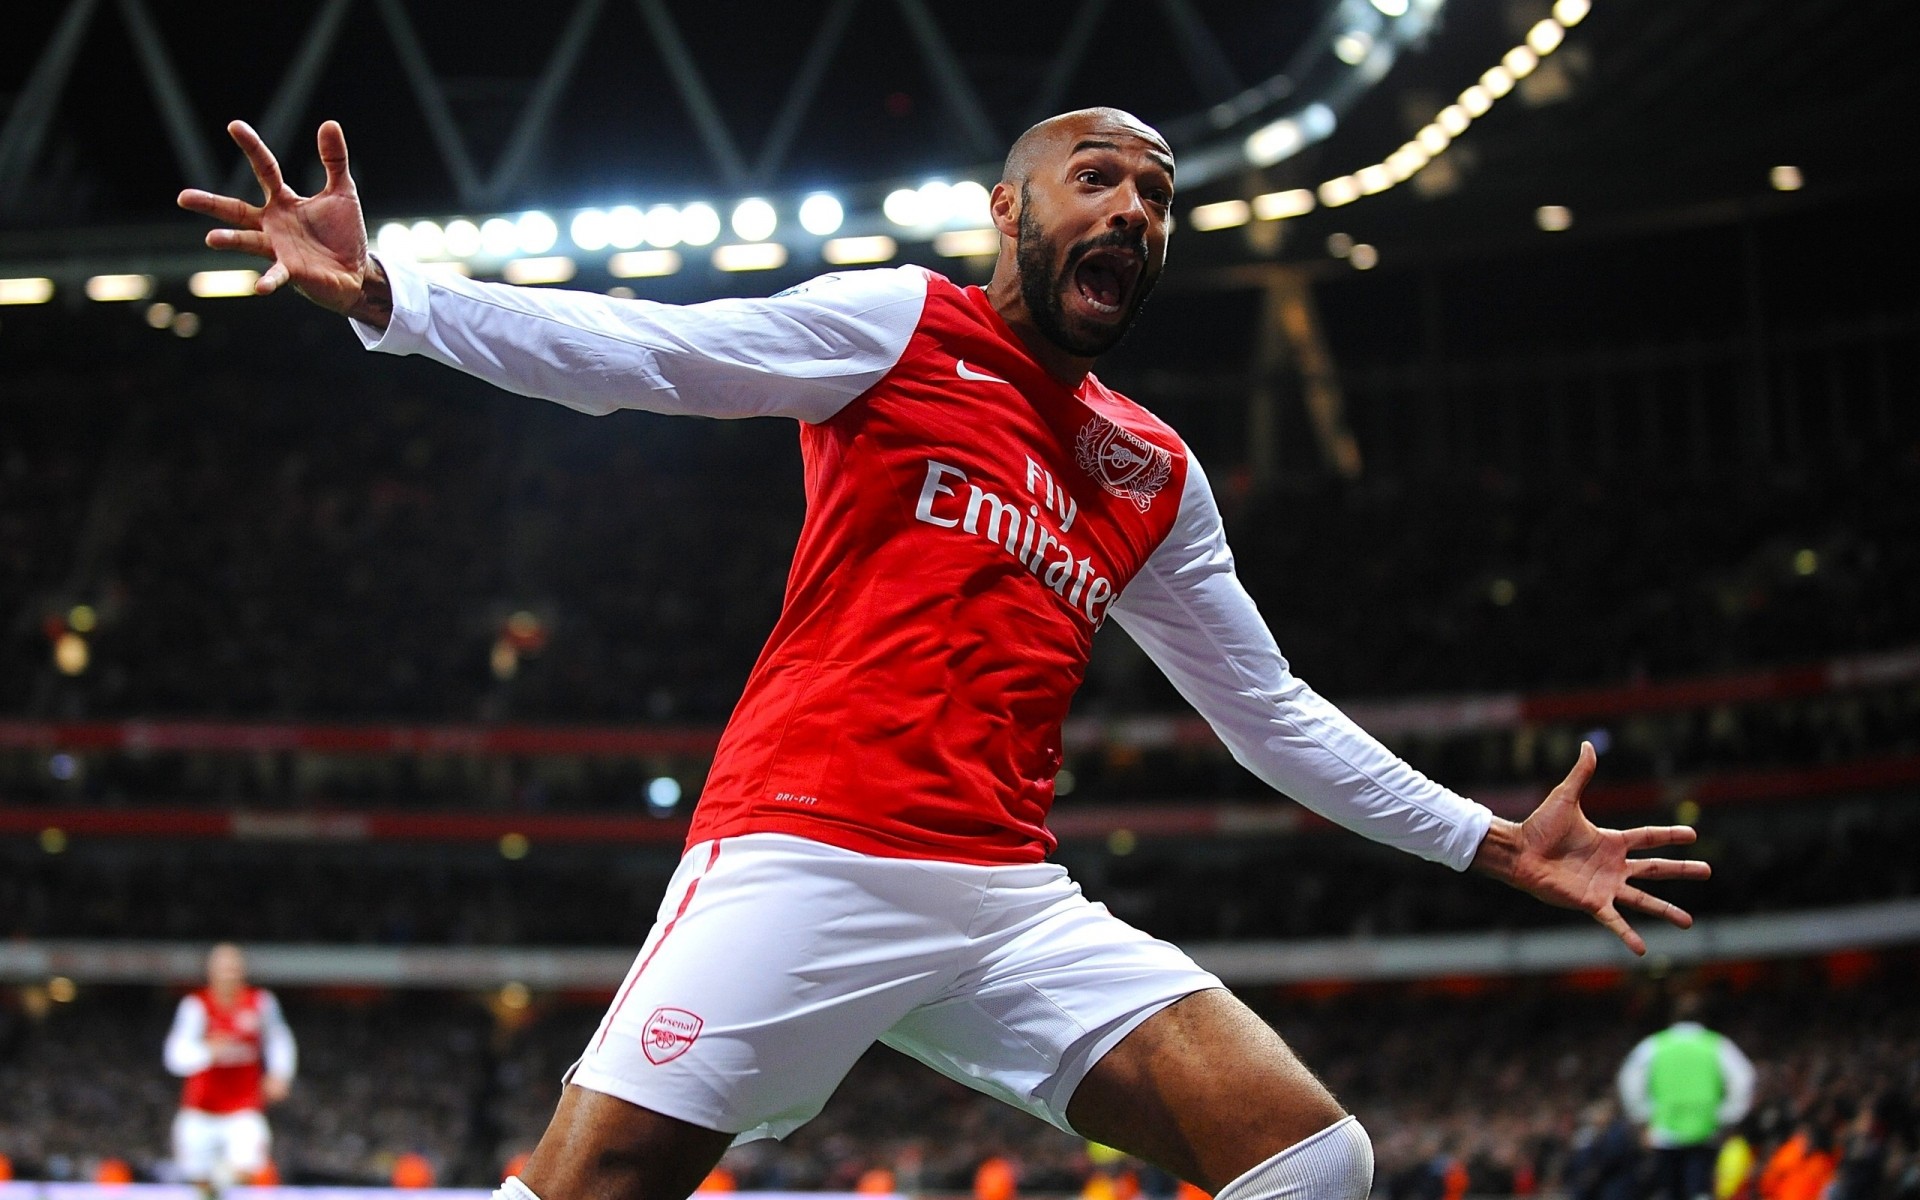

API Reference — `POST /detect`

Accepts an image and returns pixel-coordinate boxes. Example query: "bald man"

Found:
[182,108,1706,1200]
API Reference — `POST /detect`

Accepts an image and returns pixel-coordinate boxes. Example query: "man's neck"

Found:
[985,271,1094,390]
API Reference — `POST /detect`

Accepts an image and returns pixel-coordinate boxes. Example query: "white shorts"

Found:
[172,1107,271,1181]
[568,833,1221,1142]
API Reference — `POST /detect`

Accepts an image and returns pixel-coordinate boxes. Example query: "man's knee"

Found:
[1216,1116,1374,1200]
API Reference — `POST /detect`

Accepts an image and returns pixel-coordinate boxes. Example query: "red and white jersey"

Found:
[360,260,1492,869]
[165,987,297,1114]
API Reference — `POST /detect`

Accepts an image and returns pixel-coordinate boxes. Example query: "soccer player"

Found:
[164,943,297,1193]
[1618,993,1755,1200]
[181,109,1709,1200]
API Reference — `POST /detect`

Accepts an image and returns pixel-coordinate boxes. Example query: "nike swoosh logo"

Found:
[955,359,1010,385]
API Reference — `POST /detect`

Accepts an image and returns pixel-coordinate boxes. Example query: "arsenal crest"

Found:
[641,1006,703,1065]
[1074,415,1173,512]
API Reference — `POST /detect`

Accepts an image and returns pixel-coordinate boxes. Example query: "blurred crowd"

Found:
[4,362,1916,728]
[1,971,1913,1198]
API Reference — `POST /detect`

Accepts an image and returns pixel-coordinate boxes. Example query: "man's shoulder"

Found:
[772,264,935,306]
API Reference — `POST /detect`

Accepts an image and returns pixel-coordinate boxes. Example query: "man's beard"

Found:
[1016,184,1158,359]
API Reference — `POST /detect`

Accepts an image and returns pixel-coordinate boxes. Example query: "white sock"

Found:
[496,1176,541,1200]
[1213,1115,1375,1200]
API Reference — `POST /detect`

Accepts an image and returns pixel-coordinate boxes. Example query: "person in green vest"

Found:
[1617,994,1756,1200]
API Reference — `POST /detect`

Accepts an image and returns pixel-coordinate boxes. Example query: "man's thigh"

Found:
[1065,988,1349,1192]
[172,1110,218,1181]
[218,1111,271,1175]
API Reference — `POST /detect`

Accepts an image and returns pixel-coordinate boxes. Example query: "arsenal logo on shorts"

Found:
[641,1006,704,1065]
[1074,414,1173,512]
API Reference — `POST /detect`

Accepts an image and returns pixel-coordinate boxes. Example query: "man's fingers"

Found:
[255,261,290,295]
[178,189,261,228]
[207,229,275,258]
[1618,884,1693,929]
[1551,740,1598,803]
[227,120,288,198]
[1595,903,1646,956]
[1624,824,1698,850]
[1627,857,1711,882]
[317,120,352,191]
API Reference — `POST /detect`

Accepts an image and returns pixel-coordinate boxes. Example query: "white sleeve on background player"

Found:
[1616,1034,1657,1122]
[352,257,927,423]
[164,994,212,1076]
[1716,1034,1756,1126]
[1109,457,1494,871]
[258,991,298,1082]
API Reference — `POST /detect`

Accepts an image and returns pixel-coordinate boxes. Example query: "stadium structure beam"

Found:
[0,0,99,214]
[1023,0,1112,128]
[633,0,751,190]
[483,0,611,206]
[117,0,218,190]
[219,0,356,201]
[374,0,485,206]
[1153,0,1245,106]
[749,0,861,187]
[892,0,1000,160]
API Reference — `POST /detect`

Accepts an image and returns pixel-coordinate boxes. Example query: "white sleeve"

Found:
[259,991,297,1082]
[1618,1035,1656,1122]
[1108,457,1493,870]
[1716,1035,1755,1125]
[352,258,928,423]
[164,995,211,1077]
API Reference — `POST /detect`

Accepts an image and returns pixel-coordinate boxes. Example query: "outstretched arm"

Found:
[1468,741,1708,955]
[178,120,390,326]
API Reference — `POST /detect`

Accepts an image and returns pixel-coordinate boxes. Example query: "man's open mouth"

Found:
[1070,247,1143,317]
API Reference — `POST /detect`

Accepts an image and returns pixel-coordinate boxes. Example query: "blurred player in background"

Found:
[1618,993,1755,1200]
[182,111,1708,1200]
[164,943,297,1193]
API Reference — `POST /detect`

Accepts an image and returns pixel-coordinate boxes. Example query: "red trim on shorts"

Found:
[596,840,723,1052]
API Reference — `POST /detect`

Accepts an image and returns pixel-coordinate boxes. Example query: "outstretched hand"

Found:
[177,120,388,324]
[1471,741,1710,954]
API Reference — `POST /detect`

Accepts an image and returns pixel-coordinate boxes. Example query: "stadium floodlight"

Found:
[1458,85,1493,117]
[1349,244,1379,270]
[1503,44,1540,78]
[570,210,611,252]
[915,181,954,225]
[608,249,681,278]
[86,274,154,302]
[799,193,845,236]
[731,198,778,242]
[642,204,681,248]
[1552,0,1590,25]
[376,222,414,259]
[1535,205,1573,232]
[883,188,923,228]
[1356,164,1393,195]
[503,256,577,285]
[1246,118,1304,167]
[410,220,446,259]
[947,181,992,228]
[932,228,998,257]
[0,277,54,304]
[1480,65,1516,98]
[479,218,519,258]
[443,219,482,258]
[1252,189,1316,220]
[604,206,644,250]
[1318,176,1363,207]
[1416,123,1451,154]
[646,776,682,814]
[1436,104,1471,136]
[1527,18,1565,55]
[517,212,559,255]
[713,243,787,272]
[680,204,722,247]
[823,235,897,264]
[189,269,261,297]
[1384,144,1429,181]
[1770,165,1804,192]
[1370,0,1409,14]
[1188,199,1251,232]
[1333,30,1373,65]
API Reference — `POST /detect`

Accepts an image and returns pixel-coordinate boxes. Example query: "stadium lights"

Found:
[0,277,55,304]
[1253,188,1316,220]
[1458,85,1493,117]
[606,206,645,249]
[1188,200,1252,231]
[86,274,153,302]
[823,235,896,264]
[410,220,446,258]
[1480,65,1516,98]
[479,218,518,257]
[1536,205,1573,231]
[730,198,777,242]
[1771,165,1804,192]
[444,219,482,257]
[1333,31,1374,65]
[933,229,999,257]
[608,250,681,278]
[1318,176,1363,207]
[713,243,787,272]
[502,256,577,285]
[642,205,682,248]
[570,210,610,252]
[680,204,722,247]
[1526,18,1565,55]
[1370,0,1409,14]
[517,212,559,254]
[798,193,845,237]
[189,269,260,297]
[1503,44,1539,79]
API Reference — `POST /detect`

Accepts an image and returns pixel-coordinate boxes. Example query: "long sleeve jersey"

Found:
[165,987,296,1114]
[356,259,1492,868]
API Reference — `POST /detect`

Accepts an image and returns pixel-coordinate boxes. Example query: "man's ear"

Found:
[990,181,1021,238]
